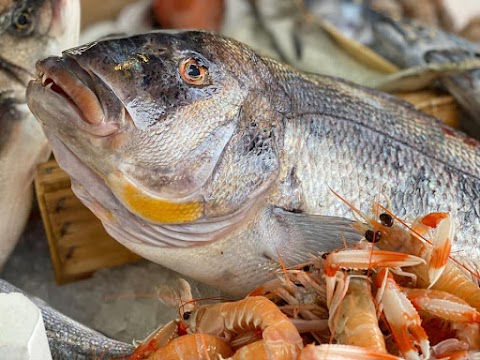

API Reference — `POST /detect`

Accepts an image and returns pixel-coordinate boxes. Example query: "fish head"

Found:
[27,31,282,234]
[370,12,439,67]
[0,0,79,100]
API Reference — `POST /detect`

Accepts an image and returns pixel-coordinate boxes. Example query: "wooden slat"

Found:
[394,90,461,128]
[35,159,140,284]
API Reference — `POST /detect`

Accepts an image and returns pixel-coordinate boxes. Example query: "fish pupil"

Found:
[379,213,394,227]
[15,11,31,30]
[18,15,28,25]
[365,230,382,243]
[187,64,201,78]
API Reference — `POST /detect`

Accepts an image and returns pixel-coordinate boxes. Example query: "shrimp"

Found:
[410,257,480,311]
[184,296,303,360]
[380,210,480,310]
[323,248,425,307]
[129,279,208,360]
[401,288,480,324]
[147,333,233,360]
[321,245,425,355]
[430,339,472,360]
[330,276,387,354]
[355,207,453,288]
[333,191,480,310]
[129,321,178,360]
[249,261,330,343]
[376,268,430,360]
[299,344,404,360]
[253,268,326,319]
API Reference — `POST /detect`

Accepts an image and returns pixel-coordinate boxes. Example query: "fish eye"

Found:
[179,57,208,86]
[14,10,34,34]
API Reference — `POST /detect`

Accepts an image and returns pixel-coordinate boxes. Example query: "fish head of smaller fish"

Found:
[27,31,284,238]
[0,0,79,100]
[370,12,449,68]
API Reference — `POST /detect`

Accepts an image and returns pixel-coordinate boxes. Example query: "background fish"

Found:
[369,13,480,136]
[370,12,478,69]
[27,31,480,297]
[245,0,480,100]
[0,0,79,268]
[248,0,399,86]
[0,279,134,359]
[424,49,480,138]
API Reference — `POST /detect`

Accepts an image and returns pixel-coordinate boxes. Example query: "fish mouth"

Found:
[29,56,122,137]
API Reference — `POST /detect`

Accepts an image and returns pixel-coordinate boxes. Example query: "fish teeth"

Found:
[42,73,47,85]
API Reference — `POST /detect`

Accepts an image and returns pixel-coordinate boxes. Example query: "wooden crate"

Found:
[394,90,461,129]
[35,160,141,284]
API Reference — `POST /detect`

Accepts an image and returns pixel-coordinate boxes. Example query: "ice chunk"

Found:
[0,293,52,360]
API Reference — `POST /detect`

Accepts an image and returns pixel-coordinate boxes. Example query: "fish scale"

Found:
[274,71,479,234]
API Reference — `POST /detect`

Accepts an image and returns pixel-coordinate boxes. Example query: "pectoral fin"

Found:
[267,207,362,265]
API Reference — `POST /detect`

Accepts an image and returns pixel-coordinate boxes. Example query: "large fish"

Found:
[0,0,79,268]
[27,31,480,297]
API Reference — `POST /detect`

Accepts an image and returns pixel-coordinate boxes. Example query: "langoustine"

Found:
[129,200,480,359]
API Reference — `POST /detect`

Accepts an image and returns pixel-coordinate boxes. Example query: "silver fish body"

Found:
[0,97,50,268]
[0,0,79,268]
[27,31,480,297]
[0,279,134,359]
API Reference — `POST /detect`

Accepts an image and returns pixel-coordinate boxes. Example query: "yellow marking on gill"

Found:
[108,174,203,224]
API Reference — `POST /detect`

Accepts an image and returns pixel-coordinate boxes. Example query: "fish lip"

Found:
[35,57,105,125]
[33,56,123,137]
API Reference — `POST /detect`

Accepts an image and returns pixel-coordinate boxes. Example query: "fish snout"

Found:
[30,55,122,137]
[36,56,104,125]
